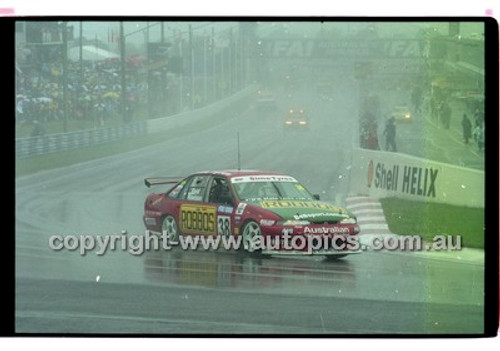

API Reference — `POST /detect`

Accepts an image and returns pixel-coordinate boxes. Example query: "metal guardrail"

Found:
[15,121,147,159]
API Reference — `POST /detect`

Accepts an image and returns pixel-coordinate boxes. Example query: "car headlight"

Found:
[340,218,357,224]
[276,220,310,226]
[285,120,293,125]
[299,120,307,125]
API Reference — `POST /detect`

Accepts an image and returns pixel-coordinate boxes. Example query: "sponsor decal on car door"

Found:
[180,204,216,235]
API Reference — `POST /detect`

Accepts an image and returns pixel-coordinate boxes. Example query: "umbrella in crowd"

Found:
[103,91,120,99]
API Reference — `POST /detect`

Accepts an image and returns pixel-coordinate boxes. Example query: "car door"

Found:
[207,176,236,238]
[176,174,217,237]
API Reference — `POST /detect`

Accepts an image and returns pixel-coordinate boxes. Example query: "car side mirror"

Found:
[313,194,320,200]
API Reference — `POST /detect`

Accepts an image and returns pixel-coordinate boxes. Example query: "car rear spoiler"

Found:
[144,177,183,188]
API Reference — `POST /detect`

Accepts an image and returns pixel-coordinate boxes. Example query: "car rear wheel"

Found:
[161,215,179,243]
[242,221,263,254]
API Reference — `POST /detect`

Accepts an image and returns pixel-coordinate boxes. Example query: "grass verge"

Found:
[379,197,484,249]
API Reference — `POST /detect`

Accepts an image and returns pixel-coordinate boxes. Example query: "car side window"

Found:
[167,179,187,199]
[175,177,192,200]
[208,177,234,206]
[183,175,210,202]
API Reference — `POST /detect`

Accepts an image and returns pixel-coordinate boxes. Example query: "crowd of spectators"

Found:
[16,54,148,134]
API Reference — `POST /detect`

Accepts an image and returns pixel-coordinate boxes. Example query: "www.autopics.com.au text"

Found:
[47,230,463,256]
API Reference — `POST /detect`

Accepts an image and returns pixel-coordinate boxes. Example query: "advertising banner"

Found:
[350,148,484,208]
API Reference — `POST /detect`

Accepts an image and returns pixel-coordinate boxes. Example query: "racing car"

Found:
[143,170,361,259]
[391,105,412,123]
[284,108,308,127]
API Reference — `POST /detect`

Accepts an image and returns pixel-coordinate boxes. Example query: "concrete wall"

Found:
[146,86,256,133]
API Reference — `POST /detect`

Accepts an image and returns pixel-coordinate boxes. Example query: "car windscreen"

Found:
[232,181,314,202]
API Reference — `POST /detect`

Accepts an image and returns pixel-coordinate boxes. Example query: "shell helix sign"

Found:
[352,148,483,208]
[367,160,439,198]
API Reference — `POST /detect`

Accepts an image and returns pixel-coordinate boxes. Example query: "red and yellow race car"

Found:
[143,170,361,259]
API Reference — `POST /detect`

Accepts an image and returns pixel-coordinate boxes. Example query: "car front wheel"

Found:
[242,220,263,255]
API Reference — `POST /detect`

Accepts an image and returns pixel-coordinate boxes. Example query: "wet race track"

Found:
[15,78,484,335]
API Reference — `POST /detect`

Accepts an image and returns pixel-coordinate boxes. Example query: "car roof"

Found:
[193,169,285,178]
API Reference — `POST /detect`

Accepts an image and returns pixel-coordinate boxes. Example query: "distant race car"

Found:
[284,108,308,127]
[391,105,412,123]
[143,170,361,259]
